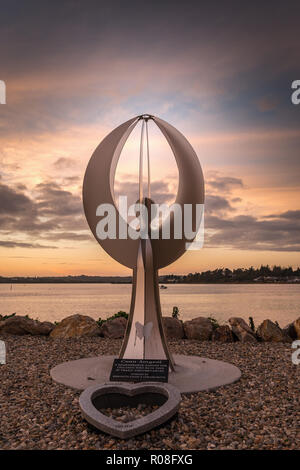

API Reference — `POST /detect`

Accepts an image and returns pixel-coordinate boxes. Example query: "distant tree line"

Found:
[162,265,300,283]
[0,275,132,284]
[0,265,299,283]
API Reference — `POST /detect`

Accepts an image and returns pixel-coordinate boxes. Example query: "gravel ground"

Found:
[99,404,160,423]
[0,335,299,450]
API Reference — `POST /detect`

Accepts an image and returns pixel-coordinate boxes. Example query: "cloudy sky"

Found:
[0,0,300,276]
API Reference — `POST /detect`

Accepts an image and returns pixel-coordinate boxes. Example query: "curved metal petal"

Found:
[82,115,204,269]
[82,116,140,268]
[151,116,205,269]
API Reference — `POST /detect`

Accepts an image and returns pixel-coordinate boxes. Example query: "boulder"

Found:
[162,317,184,339]
[183,317,213,341]
[256,319,290,342]
[211,325,234,343]
[228,317,257,343]
[293,317,300,339]
[50,314,100,338]
[99,316,127,339]
[0,315,54,335]
[282,322,297,340]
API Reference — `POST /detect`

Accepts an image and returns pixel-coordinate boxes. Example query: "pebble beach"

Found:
[0,335,298,450]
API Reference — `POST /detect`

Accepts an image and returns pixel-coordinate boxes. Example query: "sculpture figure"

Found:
[83,115,204,369]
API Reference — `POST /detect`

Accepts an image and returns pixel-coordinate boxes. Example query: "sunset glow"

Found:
[0,2,299,276]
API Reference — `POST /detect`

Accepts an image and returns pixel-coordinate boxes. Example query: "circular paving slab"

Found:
[51,354,241,394]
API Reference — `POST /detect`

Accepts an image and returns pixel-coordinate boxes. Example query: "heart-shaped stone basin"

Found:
[79,382,181,439]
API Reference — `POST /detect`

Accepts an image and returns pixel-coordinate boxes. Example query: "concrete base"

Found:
[79,382,181,439]
[51,355,241,394]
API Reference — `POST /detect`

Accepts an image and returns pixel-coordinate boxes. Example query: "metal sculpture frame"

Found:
[83,115,204,370]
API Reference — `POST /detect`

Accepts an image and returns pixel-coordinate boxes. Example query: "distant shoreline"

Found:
[1,266,299,285]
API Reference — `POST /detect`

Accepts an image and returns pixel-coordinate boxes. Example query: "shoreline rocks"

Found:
[256,319,291,343]
[211,325,234,343]
[99,316,127,339]
[1,313,299,343]
[162,317,184,339]
[293,318,300,339]
[0,315,54,336]
[183,317,213,341]
[228,317,257,343]
[282,322,297,340]
[50,314,100,338]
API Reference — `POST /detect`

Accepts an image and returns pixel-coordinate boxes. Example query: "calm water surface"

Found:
[0,283,298,327]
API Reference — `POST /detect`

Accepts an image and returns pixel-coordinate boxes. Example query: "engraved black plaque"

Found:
[110,359,169,383]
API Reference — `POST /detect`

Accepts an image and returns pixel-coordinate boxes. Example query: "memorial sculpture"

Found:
[82,114,204,368]
[51,114,241,438]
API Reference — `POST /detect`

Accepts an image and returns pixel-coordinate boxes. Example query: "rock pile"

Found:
[1,313,299,343]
